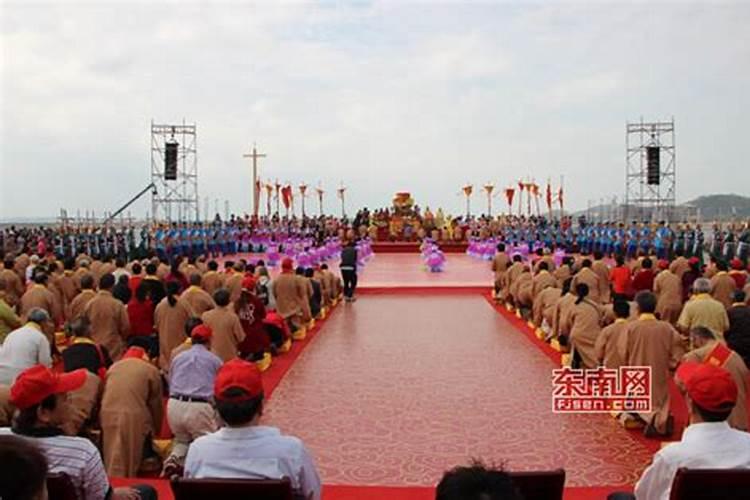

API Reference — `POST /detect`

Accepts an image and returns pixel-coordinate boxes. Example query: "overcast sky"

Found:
[1,0,749,220]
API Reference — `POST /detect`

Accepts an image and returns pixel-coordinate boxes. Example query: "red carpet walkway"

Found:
[261,291,654,488]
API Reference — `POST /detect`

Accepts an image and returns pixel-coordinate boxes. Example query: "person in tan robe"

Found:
[552,279,576,339]
[225,264,245,304]
[623,291,685,436]
[511,268,533,308]
[272,259,307,330]
[61,371,102,436]
[571,260,603,304]
[100,346,163,477]
[602,299,638,325]
[491,244,511,297]
[592,252,611,304]
[669,251,690,280]
[654,262,683,325]
[681,326,748,431]
[1,257,24,308]
[562,283,604,368]
[533,286,562,331]
[320,264,340,303]
[180,274,215,317]
[594,300,630,368]
[710,262,737,309]
[19,272,60,324]
[553,258,573,288]
[0,384,14,426]
[201,289,245,362]
[47,263,68,324]
[84,274,130,360]
[73,259,93,290]
[295,268,314,322]
[68,274,97,321]
[155,281,195,371]
[201,261,225,296]
[504,256,525,302]
[57,260,80,320]
[531,262,557,303]
[14,253,30,284]
[313,267,330,308]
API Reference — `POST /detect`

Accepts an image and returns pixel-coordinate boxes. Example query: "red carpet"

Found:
[261,292,654,487]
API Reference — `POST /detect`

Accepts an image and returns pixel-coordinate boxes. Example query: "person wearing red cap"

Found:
[184,359,321,500]
[162,323,223,478]
[653,261,683,325]
[99,346,164,477]
[682,326,748,430]
[272,257,307,333]
[633,362,750,500]
[0,365,153,500]
[202,288,245,362]
[709,260,737,309]
[622,292,684,437]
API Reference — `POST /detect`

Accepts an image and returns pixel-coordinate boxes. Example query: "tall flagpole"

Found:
[242,144,267,217]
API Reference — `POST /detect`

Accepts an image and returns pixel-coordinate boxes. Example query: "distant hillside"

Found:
[682,194,750,219]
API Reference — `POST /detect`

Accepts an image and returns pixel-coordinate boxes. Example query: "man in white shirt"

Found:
[633,361,750,500]
[0,308,53,385]
[185,358,322,500]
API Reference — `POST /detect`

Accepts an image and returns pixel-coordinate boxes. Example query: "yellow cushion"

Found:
[279,338,292,353]
[550,339,561,352]
[255,352,272,372]
[292,328,307,341]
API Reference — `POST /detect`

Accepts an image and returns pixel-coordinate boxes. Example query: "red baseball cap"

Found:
[688,257,700,265]
[10,365,87,410]
[676,362,738,412]
[281,257,294,271]
[657,259,669,270]
[241,276,256,291]
[730,258,743,270]
[214,358,264,402]
[191,324,213,342]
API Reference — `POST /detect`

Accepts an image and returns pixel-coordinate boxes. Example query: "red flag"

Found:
[558,186,564,210]
[505,188,515,207]
[546,182,552,210]
[281,185,292,209]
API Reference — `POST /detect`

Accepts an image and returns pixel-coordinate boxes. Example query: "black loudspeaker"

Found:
[646,146,660,185]
[165,141,179,180]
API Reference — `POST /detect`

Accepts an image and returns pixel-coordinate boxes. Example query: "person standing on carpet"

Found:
[340,240,358,302]
[162,324,222,478]
[184,358,321,500]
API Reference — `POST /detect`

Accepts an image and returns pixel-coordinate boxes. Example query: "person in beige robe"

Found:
[14,253,30,284]
[491,245,511,297]
[201,289,245,362]
[312,268,330,307]
[58,263,80,320]
[73,261,92,290]
[69,274,97,321]
[562,283,604,368]
[84,274,130,360]
[62,371,102,436]
[272,261,307,330]
[681,326,748,431]
[654,264,683,325]
[100,347,163,477]
[504,257,525,301]
[19,273,60,324]
[0,384,14,426]
[47,263,68,324]
[531,263,557,303]
[225,265,245,304]
[0,258,24,308]
[571,260,602,304]
[533,286,561,329]
[320,264,340,303]
[552,279,576,339]
[623,292,684,436]
[602,300,638,325]
[592,253,611,304]
[294,269,314,322]
[594,300,630,368]
[180,274,215,317]
[201,262,225,296]
[155,282,195,371]
[553,259,573,288]
[669,252,690,280]
[511,269,533,308]
[710,263,737,309]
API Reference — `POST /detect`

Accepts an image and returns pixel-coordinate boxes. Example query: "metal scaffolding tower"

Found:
[625,118,676,222]
[151,120,198,222]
